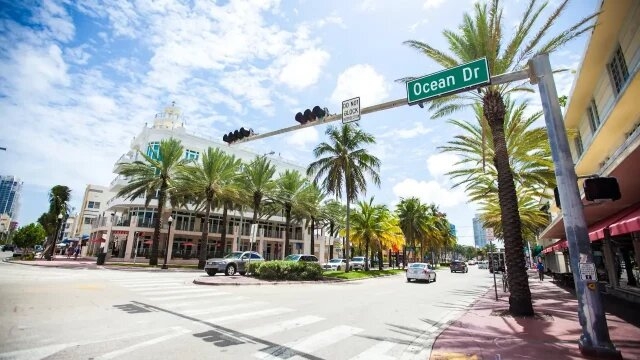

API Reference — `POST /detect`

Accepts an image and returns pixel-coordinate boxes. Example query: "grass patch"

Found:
[322,269,404,280]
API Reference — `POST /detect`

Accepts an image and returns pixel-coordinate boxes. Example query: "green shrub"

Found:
[252,261,323,281]
[440,262,450,267]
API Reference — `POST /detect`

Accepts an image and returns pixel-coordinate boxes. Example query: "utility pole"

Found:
[530,54,620,358]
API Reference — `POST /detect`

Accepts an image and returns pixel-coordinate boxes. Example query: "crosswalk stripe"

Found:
[243,315,324,338]
[119,283,188,289]
[253,325,363,359]
[94,326,191,359]
[169,296,250,310]
[113,280,185,285]
[147,292,230,301]
[181,301,266,316]
[138,288,212,296]
[206,308,293,324]
[348,340,396,360]
[123,285,192,292]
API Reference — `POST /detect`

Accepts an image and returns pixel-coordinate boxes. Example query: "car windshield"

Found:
[329,259,342,263]
[284,255,300,261]
[409,263,426,268]
[224,252,244,259]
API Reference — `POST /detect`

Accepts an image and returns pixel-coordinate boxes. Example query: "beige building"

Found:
[539,0,640,299]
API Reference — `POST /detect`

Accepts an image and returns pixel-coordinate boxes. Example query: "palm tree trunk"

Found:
[220,203,229,257]
[378,239,383,271]
[198,201,211,269]
[150,183,167,266]
[345,196,351,272]
[310,217,315,257]
[364,239,370,271]
[284,205,291,258]
[484,89,533,316]
[329,221,334,259]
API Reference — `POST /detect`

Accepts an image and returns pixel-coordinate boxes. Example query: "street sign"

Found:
[406,57,490,104]
[250,224,258,243]
[342,97,360,123]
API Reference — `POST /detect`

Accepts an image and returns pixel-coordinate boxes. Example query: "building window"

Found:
[587,99,600,133]
[83,217,93,224]
[608,45,629,94]
[185,150,199,161]
[87,201,101,209]
[146,142,160,160]
[574,131,584,158]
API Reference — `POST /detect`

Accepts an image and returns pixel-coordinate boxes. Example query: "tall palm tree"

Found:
[375,210,405,270]
[241,155,277,233]
[401,0,595,316]
[116,138,189,266]
[319,199,346,259]
[268,170,313,258]
[38,185,71,259]
[307,124,381,272]
[395,197,429,266]
[300,183,325,258]
[176,148,242,269]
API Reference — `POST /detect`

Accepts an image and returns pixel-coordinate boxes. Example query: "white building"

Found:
[88,103,329,263]
[74,185,113,239]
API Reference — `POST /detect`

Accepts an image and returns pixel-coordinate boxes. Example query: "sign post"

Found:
[406,57,490,104]
[342,97,361,123]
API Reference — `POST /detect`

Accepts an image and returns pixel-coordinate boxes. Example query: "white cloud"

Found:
[379,122,432,139]
[330,64,390,108]
[427,153,460,177]
[278,49,330,90]
[424,0,446,9]
[392,178,467,208]
[285,126,320,148]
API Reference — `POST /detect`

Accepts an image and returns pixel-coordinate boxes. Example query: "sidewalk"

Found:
[430,271,640,360]
[5,257,200,272]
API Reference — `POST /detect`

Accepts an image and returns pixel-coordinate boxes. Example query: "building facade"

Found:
[0,175,23,220]
[74,185,113,239]
[539,0,640,298]
[88,104,320,264]
[472,215,487,248]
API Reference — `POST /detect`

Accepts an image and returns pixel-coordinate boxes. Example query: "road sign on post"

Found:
[406,57,490,105]
[342,97,360,124]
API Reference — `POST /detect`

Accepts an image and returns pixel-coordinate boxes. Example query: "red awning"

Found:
[183,242,195,246]
[542,238,567,254]
[588,204,640,241]
[91,238,105,243]
[609,203,640,237]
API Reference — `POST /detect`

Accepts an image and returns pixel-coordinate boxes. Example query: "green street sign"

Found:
[406,58,490,104]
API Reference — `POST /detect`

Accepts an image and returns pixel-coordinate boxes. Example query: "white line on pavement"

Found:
[147,292,230,301]
[243,315,324,338]
[253,325,363,359]
[94,326,191,360]
[348,340,397,360]
[181,301,265,316]
[206,308,293,324]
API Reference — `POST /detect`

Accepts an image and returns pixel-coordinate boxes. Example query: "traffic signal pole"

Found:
[228,54,619,357]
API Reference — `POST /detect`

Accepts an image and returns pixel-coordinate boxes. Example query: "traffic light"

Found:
[295,106,327,124]
[223,127,253,144]
[584,177,621,201]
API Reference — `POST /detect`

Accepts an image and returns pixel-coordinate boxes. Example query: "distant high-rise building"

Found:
[0,175,23,219]
[472,214,487,248]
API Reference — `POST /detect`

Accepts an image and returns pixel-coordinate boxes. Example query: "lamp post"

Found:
[133,231,140,264]
[162,216,173,269]
[46,213,64,261]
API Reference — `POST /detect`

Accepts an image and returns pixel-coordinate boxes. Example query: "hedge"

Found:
[247,261,323,281]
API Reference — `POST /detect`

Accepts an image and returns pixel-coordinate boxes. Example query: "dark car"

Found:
[450,260,468,273]
[2,244,15,252]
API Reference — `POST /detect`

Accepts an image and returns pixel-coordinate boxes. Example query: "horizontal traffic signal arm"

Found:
[228,69,529,144]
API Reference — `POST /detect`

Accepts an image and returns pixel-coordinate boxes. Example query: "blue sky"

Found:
[0,0,597,246]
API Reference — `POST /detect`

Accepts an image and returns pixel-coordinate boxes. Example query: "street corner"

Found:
[431,351,482,360]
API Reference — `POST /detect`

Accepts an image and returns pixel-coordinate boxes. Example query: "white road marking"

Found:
[0,344,71,360]
[253,325,363,359]
[348,340,397,360]
[138,288,214,296]
[243,315,324,338]
[94,326,191,360]
[206,308,293,324]
[181,301,266,316]
[147,292,229,301]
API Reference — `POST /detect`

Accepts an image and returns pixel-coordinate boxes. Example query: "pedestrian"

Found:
[537,258,545,281]
[66,246,73,259]
[74,246,80,260]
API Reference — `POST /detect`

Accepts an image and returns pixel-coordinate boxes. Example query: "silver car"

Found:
[204,251,264,276]
[406,263,437,283]
[322,258,347,271]
[350,256,367,270]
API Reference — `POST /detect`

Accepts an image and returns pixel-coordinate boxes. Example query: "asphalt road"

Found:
[0,259,494,360]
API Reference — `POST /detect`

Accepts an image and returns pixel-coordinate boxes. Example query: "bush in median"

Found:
[248,261,323,281]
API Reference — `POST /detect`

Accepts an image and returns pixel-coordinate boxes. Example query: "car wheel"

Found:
[433,274,437,282]
[407,278,412,282]
[205,269,217,276]
[337,266,341,271]
[451,270,454,273]
[225,264,237,276]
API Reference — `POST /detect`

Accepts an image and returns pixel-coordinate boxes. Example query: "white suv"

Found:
[350,257,367,270]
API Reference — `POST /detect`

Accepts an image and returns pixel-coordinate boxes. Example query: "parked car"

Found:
[450,260,468,273]
[350,256,368,270]
[204,251,264,276]
[1,244,15,252]
[406,263,437,283]
[467,259,477,265]
[284,254,319,262]
[322,258,347,271]
[478,260,489,269]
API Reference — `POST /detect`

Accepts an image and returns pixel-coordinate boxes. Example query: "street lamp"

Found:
[162,216,173,269]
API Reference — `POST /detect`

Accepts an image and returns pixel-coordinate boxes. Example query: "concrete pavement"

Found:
[430,270,640,360]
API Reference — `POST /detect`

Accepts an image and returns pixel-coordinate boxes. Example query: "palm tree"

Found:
[176,147,242,268]
[300,183,325,258]
[38,185,71,259]
[401,0,596,316]
[375,210,405,270]
[307,124,381,272]
[395,197,429,266]
[268,170,313,258]
[319,199,346,259]
[241,155,277,235]
[116,138,189,266]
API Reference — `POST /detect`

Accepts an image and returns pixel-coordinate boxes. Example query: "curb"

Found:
[192,272,403,286]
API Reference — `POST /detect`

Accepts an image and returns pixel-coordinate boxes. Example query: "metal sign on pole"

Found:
[250,223,258,243]
[341,97,361,124]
